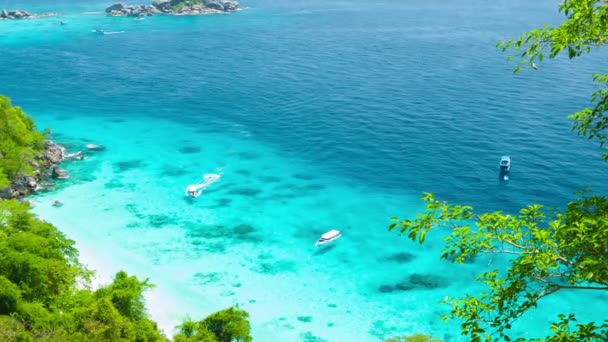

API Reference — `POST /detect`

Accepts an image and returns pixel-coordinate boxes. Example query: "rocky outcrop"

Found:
[105,0,239,16]
[106,3,161,17]
[0,140,82,199]
[0,9,56,20]
[42,140,66,164]
[52,167,69,179]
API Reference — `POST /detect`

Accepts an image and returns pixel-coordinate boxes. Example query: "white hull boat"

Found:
[315,229,342,246]
[499,156,511,181]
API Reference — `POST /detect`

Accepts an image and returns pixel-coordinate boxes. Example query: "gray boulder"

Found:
[109,10,126,16]
[130,7,142,16]
[25,176,37,189]
[0,174,38,198]
[221,0,238,11]
[52,167,69,179]
[203,0,224,11]
[145,5,161,13]
[152,0,171,7]
[106,3,127,13]
[10,10,31,18]
[42,140,65,164]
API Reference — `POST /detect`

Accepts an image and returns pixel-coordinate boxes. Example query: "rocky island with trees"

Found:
[105,0,239,17]
[0,9,55,20]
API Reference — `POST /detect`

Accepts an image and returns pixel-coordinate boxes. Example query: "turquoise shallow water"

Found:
[2,0,608,340]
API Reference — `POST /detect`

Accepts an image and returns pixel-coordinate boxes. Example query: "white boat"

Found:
[315,229,342,246]
[185,184,203,198]
[185,173,221,198]
[499,156,511,172]
[86,143,105,151]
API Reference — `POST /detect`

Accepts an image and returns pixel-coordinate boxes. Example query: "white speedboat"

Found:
[185,184,203,198]
[315,229,342,246]
[185,173,221,198]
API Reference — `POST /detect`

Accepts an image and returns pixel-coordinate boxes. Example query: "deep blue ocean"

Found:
[1,0,607,341]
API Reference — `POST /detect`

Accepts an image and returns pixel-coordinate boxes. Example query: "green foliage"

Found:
[497,0,608,160]
[0,199,168,341]
[385,334,441,342]
[174,307,252,342]
[0,199,83,304]
[95,271,153,321]
[171,0,203,11]
[390,193,608,341]
[390,1,608,340]
[202,307,252,342]
[0,95,46,187]
[0,276,21,314]
[0,198,254,341]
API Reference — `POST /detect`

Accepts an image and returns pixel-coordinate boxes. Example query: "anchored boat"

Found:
[499,156,511,180]
[499,156,511,172]
[315,229,342,246]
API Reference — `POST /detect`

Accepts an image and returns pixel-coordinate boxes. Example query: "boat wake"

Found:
[185,173,222,198]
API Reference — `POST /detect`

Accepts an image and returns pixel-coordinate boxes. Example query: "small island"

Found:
[106,0,239,17]
[0,9,55,20]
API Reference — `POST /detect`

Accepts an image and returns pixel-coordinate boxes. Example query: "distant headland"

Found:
[105,0,239,17]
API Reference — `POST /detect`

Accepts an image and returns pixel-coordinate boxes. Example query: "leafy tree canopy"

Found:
[391,0,608,340]
[0,95,46,187]
[0,198,253,341]
[390,193,608,341]
[174,307,252,342]
[497,0,608,160]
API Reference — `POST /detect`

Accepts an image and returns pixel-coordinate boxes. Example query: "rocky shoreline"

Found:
[105,0,239,17]
[0,141,102,199]
[0,9,56,20]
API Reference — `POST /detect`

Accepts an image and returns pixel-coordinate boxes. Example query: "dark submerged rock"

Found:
[380,252,416,264]
[378,273,448,294]
[228,187,261,197]
[160,165,188,177]
[235,169,251,176]
[178,146,201,154]
[114,160,146,172]
[233,224,256,235]
[297,316,313,323]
